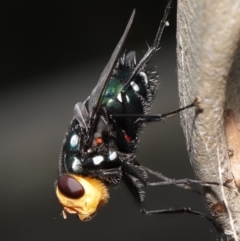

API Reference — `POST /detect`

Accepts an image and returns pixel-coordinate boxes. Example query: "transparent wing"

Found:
[87,10,135,117]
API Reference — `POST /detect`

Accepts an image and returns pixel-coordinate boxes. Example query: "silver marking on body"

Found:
[108,151,117,161]
[93,155,104,165]
[140,72,148,85]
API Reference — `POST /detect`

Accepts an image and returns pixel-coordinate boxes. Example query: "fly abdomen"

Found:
[100,52,158,145]
[104,54,157,113]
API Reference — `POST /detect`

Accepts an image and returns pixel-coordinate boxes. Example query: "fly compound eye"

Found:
[58,175,85,199]
[56,175,109,221]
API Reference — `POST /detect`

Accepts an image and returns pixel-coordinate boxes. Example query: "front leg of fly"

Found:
[86,168,123,184]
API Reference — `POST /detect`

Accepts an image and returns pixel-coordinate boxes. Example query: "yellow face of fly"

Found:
[56,174,109,221]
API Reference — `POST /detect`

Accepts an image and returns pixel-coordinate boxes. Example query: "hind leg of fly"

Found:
[112,97,201,122]
[116,94,223,188]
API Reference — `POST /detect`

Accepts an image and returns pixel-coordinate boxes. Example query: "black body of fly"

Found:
[55,0,222,234]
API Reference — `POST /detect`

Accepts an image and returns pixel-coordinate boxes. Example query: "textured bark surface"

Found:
[177,0,240,240]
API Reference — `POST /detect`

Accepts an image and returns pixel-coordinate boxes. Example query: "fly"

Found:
[55,0,222,229]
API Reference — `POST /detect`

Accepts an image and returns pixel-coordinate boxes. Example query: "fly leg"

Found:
[112,97,200,122]
[140,207,223,235]
[123,162,222,189]
[89,168,123,184]
[147,179,221,188]
[123,172,224,238]
[122,0,173,90]
[143,166,202,195]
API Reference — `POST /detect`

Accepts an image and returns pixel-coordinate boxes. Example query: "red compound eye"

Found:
[58,175,85,199]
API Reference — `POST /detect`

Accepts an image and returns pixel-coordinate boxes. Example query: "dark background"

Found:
[0,0,220,240]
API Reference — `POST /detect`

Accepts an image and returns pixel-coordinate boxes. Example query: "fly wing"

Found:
[74,101,89,130]
[87,10,135,116]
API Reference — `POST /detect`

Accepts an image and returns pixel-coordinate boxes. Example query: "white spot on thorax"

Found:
[72,157,81,171]
[93,155,104,165]
[70,134,79,148]
[108,151,117,161]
